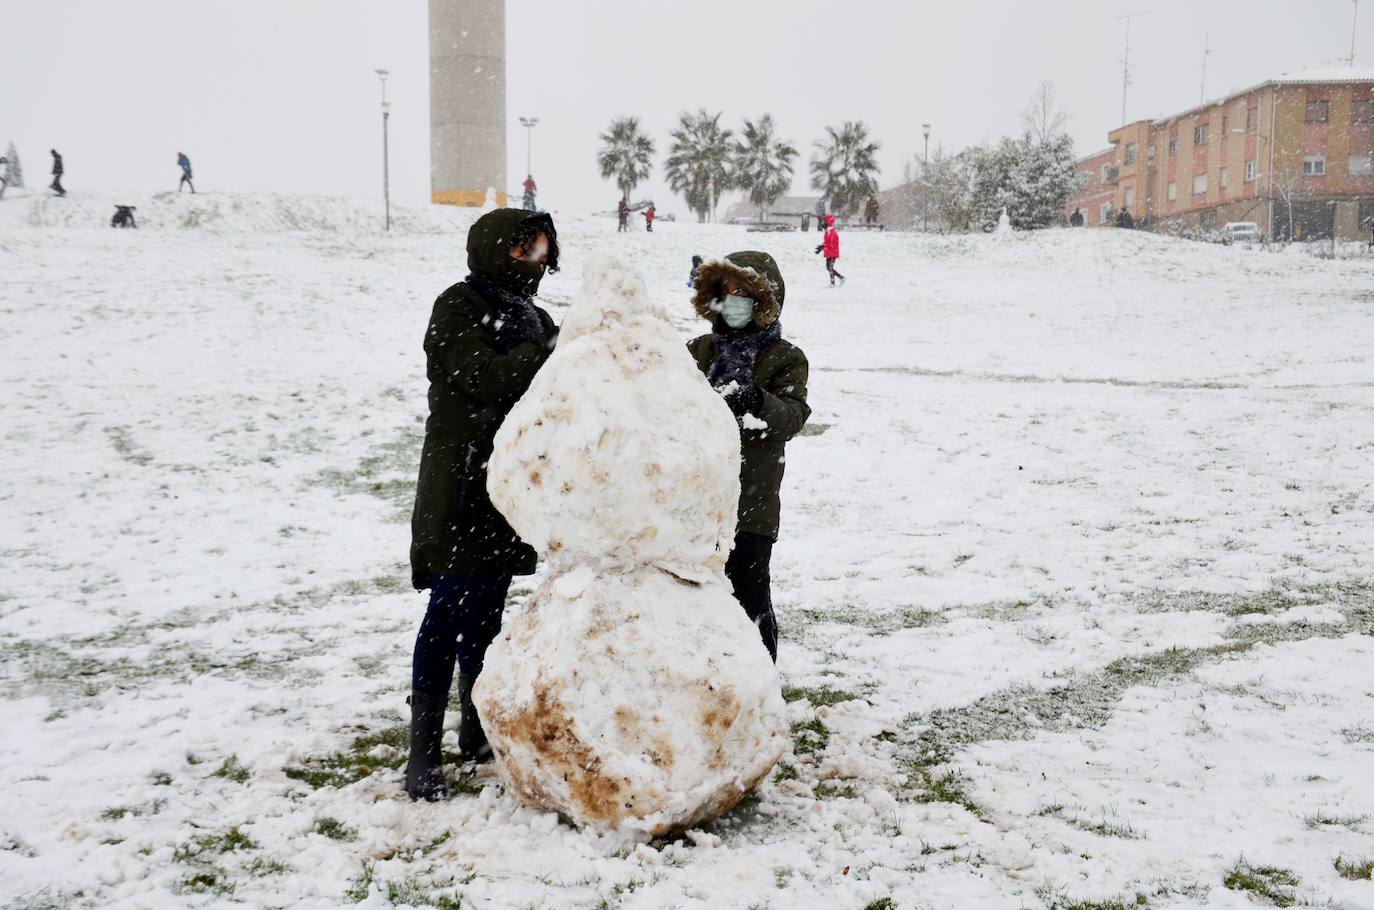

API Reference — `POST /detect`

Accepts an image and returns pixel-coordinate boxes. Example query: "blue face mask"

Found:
[719,295,755,329]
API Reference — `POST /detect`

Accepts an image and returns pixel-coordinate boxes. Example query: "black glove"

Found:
[725,382,763,417]
[814,244,824,254]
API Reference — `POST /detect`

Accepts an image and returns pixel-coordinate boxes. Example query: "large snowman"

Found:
[475,252,787,836]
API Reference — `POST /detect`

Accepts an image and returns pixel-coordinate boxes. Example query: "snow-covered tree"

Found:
[598,117,655,204]
[964,131,1076,230]
[664,110,733,223]
[918,145,977,232]
[732,114,797,222]
[809,121,881,220]
[5,142,22,188]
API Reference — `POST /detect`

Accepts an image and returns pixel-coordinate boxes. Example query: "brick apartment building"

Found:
[1066,67,1374,241]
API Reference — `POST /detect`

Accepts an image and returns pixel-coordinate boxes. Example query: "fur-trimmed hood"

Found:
[690,250,786,329]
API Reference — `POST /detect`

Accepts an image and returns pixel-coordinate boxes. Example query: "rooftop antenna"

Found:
[1350,0,1360,66]
[1117,11,1148,124]
[1199,33,1214,103]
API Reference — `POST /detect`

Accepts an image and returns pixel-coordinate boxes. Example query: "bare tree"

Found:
[1271,164,1300,242]
[1021,79,1072,144]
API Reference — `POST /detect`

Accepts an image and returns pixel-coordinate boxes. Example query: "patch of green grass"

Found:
[1334,854,1374,881]
[175,868,234,896]
[814,781,859,800]
[861,899,896,910]
[780,683,861,707]
[790,717,829,757]
[284,723,408,789]
[149,770,172,786]
[173,826,257,862]
[248,856,289,877]
[773,762,798,782]
[314,817,357,841]
[1223,860,1300,907]
[798,422,831,437]
[212,754,250,783]
[1303,810,1368,830]
[99,798,165,821]
[1036,890,1147,910]
[1065,816,1141,840]
[1343,726,1374,744]
[344,861,375,902]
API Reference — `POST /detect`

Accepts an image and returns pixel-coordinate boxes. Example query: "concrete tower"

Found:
[429,0,506,207]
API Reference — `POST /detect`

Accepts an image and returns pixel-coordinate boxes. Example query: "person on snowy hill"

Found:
[688,251,811,662]
[1116,207,1134,229]
[814,215,845,286]
[0,157,8,199]
[407,207,561,801]
[687,254,703,288]
[177,151,195,193]
[617,197,630,232]
[814,196,826,231]
[643,202,656,232]
[49,149,65,197]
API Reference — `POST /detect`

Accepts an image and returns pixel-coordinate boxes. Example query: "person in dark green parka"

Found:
[406,208,560,801]
[688,251,810,663]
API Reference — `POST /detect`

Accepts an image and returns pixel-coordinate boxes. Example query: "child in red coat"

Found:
[814,215,845,286]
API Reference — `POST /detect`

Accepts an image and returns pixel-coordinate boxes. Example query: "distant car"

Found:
[1221,222,1262,245]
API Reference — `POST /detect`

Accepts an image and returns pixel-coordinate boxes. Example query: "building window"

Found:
[1194,124,1209,145]
[1168,181,1178,201]
[1220,167,1228,188]
[1303,155,1326,176]
[1350,154,1373,177]
[1169,137,1179,154]
[1100,202,1111,224]
[1125,143,1136,165]
[1193,173,1208,194]
[1246,106,1259,130]
[1147,145,1156,162]
[1305,100,1329,123]
[1222,115,1229,134]
[1245,160,1258,181]
[1124,186,1135,207]
[1354,100,1374,123]
[1100,164,1112,183]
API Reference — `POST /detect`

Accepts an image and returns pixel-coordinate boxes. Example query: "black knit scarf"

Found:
[707,321,782,388]
[465,271,545,353]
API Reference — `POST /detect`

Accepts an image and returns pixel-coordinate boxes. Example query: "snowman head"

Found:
[557,251,670,344]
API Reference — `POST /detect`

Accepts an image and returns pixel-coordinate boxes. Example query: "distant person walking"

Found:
[522,174,537,211]
[815,215,845,286]
[617,197,630,232]
[643,202,656,233]
[1115,207,1134,229]
[864,195,880,225]
[813,196,826,232]
[687,254,703,288]
[1069,207,1084,227]
[49,149,65,197]
[177,152,195,193]
[0,156,8,199]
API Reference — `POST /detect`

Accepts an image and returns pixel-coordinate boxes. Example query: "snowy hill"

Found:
[2,198,1373,909]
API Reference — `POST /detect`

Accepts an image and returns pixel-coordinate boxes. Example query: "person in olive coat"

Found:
[688,251,810,662]
[406,207,560,801]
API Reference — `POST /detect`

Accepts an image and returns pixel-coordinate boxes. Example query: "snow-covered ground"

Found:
[2,190,1372,910]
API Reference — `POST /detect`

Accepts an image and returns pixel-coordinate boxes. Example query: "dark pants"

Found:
[180,173,195,193]
[618,214,628,232]
[815,217,825,232]
[411,574,511,696]
[50,176,65,196]
[725,532,777,662]
[826,258,844,283]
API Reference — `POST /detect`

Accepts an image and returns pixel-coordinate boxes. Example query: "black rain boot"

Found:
[456,673,493,764]
[405,689,448,801]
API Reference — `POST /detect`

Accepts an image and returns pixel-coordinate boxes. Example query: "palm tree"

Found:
[598,117,655,204]
[809,121,881,220]
[664,110,733,222]
[732,114,797,222]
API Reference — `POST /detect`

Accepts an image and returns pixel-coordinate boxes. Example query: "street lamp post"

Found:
[518,116,539,176]
[375,69,391,231]
[921,123,932,231]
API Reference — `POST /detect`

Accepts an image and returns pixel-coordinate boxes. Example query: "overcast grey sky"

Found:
[1,1,1365,217]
